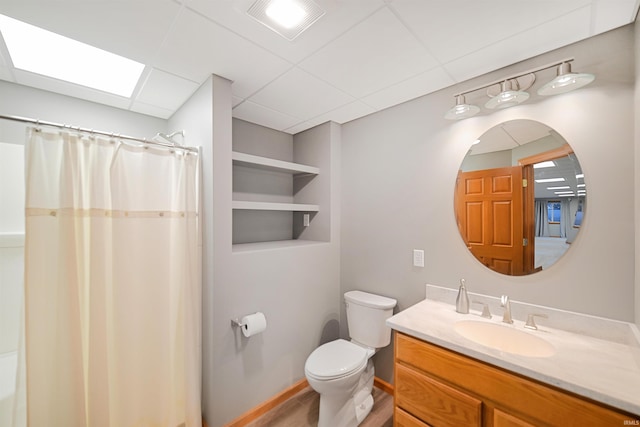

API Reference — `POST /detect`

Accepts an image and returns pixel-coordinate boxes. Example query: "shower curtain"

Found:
[20,128,201,427]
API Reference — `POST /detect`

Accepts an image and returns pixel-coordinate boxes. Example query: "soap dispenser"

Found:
[456,278,469,314]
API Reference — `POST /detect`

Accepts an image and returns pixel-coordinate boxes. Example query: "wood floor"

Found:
[244,385,394,427]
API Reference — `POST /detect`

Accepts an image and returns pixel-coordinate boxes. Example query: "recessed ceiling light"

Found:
[535,177,565,183]
[555,191,575,195]
[266,0,307,28]
[577,184,586,188]
[547,186,570,190]
[557,193,575,197]
[0,14,144,97]
[576,173,585,179]
[533,161,556,169]
[247,0,325,41]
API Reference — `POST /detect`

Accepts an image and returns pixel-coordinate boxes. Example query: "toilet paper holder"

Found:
[230,318,245,328]
[231,312,267,337]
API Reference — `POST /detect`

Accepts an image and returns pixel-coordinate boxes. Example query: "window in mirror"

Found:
[574,201,584,228]
[547,201,561,224]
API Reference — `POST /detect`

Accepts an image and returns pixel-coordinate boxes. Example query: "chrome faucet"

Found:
[501,295,513,324]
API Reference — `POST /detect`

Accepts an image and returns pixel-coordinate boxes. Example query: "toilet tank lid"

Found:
[344,291,396,309]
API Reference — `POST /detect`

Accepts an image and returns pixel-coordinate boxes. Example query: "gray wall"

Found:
[179,76,342,426]
[340,25,636,382]
[168,75,216,426]
[0,80,165,146]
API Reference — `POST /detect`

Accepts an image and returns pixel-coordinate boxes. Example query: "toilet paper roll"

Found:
[241,312,267,337]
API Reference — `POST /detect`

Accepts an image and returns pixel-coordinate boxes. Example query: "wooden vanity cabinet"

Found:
[393,332,635,427]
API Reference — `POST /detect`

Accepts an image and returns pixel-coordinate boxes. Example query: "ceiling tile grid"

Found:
[442,7,594,84]
[297,7,440,99]
[0,0,637,133]
[233,99,303,131]
[135,68,201,113]
[152,7,293,98]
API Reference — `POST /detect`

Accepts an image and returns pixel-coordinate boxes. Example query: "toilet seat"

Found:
[305,339,368,381]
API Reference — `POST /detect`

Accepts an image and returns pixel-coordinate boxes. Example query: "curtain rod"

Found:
[0,114,198,154]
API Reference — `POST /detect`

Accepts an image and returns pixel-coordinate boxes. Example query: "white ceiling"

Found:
[0,0,638,134]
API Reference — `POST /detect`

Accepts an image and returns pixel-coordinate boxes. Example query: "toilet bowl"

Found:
[304,291,396,427]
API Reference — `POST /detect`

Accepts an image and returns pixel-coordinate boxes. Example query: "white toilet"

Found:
[304,290,397,427]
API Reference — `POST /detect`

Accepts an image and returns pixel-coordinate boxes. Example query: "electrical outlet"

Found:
[303,213,310,227]
[413,249,425,267]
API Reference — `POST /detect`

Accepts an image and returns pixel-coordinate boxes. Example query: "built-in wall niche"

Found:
[232,119,331,250]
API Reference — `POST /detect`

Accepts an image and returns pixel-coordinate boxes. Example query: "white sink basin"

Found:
[454,320,556,358]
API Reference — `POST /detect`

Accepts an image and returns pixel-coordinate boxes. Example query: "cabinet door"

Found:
[493,409,536,427]
[395,332,635,427]
[396,364,482,427]
[395,407,430,427]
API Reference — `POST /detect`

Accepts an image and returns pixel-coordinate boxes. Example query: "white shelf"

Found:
[233,240,326,253]
[232,151,319,175]
[232,201,319,212]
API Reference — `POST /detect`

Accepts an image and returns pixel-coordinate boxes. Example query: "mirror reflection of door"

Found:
[455,166,525,275]
[455,120,586,276]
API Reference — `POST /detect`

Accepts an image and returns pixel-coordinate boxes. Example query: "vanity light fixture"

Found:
[444,58,595,120]
[247,0,325,41]
[444,95,480,120]
[485,80,530,110]
[537,62,595,96]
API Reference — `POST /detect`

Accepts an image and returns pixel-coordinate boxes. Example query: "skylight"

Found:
[0,14,144,97]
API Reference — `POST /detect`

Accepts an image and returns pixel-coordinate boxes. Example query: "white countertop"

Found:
[387,296,640,415]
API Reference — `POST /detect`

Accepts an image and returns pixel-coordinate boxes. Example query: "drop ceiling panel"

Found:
[233,100,302,131]
[0,1,637,133]
[154,8,292,99]
[248,67,355,119]
[286,99,375,132]
[392,0,591,65]
[501,121,552,145]
[130,101,175,120]
[443,7,593,83]
[0,1,180,63]
[136,68,200,112]
[187,0,386,63]
[298,7,439,98]
[472,127,519,155]
[591,0,640,34]
[361,66,454,111]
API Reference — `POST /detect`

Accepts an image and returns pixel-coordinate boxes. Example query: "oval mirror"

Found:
[454,120,586,276]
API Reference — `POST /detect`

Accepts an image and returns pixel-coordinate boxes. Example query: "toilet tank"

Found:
[345,291,397,349]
